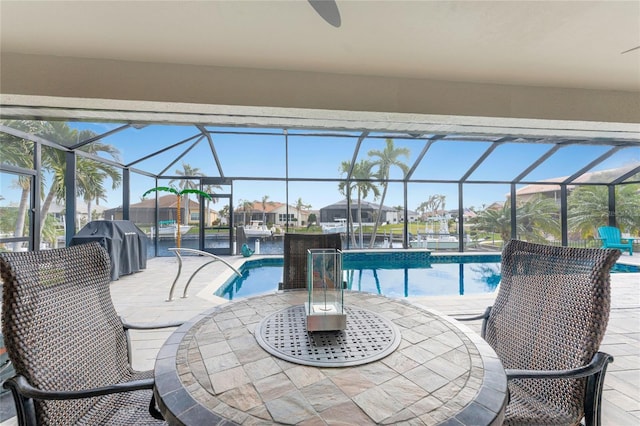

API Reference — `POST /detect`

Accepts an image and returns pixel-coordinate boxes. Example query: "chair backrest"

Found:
[485,240,620,419]
[1,243,132,424]
[280,233,342,290]
[598,226,621,243]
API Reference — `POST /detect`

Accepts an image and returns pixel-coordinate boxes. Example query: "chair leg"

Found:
[583,352,613,426]
[3,378,37,426]
[149,392,164,420]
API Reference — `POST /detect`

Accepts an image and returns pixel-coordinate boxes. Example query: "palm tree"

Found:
[202,183,222,226]
[338,160,380,247]
[416,201,429,221]
[39,122,121,230]
[515,196,560,242]
[615,184,640,233]
[567,186,609,239]
[239,199,255,225]
[261,195,272,224]
[218,204,230,225]
[143,186,212,248]
[417,194,447,232]
[473,202,512,244]
[75,158,121,225]
[473,196,560,245]
[1,143,32,245]
[170,163,204,225]
[294,197,311,227]
[2,121,122,248]
[0,120,50,247]
[367,139,409,247]
[76,162,107,226]
[437,195,446,216]
[41,214,60,248]
[568,184,640,238]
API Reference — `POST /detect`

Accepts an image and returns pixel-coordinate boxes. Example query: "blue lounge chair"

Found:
[241,243,254,257]
[598,226,634,255]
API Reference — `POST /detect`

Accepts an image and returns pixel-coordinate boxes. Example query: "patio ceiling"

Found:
[2,1,638,91]
[0,1,638,187]
[1,1,639,125]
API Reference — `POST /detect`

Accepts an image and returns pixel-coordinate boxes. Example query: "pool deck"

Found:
[1,251,638,424]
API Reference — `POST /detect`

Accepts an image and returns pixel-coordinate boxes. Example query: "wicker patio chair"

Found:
[458,240,621,426]
[279,233,342,290]
[0,243,183,425]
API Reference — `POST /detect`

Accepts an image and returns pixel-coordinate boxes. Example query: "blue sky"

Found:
[2,121,638,215]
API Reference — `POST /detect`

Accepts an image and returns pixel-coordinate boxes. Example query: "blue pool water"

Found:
[216,254,503,300]
[215,253,638,301]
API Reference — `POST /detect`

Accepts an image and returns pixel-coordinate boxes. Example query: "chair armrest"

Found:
[453,306,492,339]
[0,359,12,375]
[454,306,492,322]
[505,352,613,380]
[3,374,154,400]
[120,319,184,365]
[121,320,184,330]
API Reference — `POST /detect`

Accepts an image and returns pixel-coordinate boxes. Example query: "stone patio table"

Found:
[154,291,507,425]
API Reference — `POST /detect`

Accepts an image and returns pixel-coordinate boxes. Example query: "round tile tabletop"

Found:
[154,291,507,425]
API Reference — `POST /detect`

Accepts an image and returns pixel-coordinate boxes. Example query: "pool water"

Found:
[216,257,502,300]
[215,254,638,301]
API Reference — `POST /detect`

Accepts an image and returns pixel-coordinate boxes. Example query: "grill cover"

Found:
[70,220,148,280]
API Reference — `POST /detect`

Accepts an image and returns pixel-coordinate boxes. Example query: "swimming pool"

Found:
[215,251,638,300]
[216,253,503,300]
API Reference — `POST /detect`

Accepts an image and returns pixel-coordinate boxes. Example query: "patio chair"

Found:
[458,240,621,426]
[279,233,342,290]
[241,243,254,257]
[598,226,633,255]
[0,243,183,425]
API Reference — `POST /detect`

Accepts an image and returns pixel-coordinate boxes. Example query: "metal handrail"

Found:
[166,248,242,302]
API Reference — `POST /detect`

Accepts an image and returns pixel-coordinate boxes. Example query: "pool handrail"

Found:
[167,248,242,302]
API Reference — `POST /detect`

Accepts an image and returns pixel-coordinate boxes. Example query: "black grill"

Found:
[70,220,147,280]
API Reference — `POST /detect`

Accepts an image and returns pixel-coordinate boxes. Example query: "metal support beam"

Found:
[159,137,203,176]
[458,182,464,252]
[611,164,640,184]
[65,151,77,245]
[32,142,41,251]
[126,133,201,167]
[0,125,68,151]
[153,177,159,257]
[510,184,517,240]
[71,124,132,150]
[563,146,622,184]
[197,125,225,178]
[345,131,368,179]
[346,185,352,249]
[405,135,443,179]
[403,181,408,249]
[123,168,130,220]
[608,185,616,228]
[285,129,289,233]
[560,185,568,246]
[513,143,562,183]
[75,149,124,169]
[460,138,510,182]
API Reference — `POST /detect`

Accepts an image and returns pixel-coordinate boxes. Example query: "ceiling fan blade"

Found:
[308,0,341,28]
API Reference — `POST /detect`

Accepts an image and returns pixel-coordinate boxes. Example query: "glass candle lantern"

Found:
[306,248,346,331]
